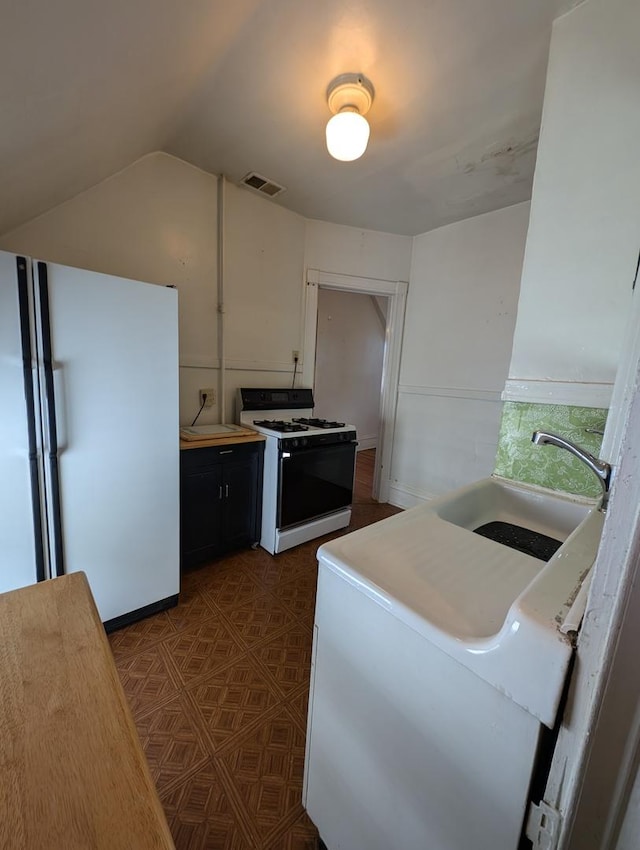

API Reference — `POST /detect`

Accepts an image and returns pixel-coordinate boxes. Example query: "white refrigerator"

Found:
[0,250,180,628]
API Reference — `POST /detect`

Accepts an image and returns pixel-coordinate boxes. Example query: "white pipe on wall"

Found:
[217,174,226,423]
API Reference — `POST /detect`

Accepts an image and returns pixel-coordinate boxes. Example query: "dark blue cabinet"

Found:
[180,440,264,568]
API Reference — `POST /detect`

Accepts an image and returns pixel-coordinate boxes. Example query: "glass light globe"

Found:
[326,111,370,161]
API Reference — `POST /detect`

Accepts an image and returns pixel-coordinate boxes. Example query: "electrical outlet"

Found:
[292,350,300,362]
[199,388,216,408]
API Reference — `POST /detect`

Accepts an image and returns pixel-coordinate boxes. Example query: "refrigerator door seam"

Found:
[34,261,65,578]
[16,256,46,582]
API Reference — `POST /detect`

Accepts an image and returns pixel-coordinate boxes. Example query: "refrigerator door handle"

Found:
[36,262,65,578]
[52,366,68,452]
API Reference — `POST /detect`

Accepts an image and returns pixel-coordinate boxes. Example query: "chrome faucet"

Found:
[531,430,612,510]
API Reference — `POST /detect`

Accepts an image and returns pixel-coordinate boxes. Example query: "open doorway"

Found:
[302,269,408,503]
[313,288,387,503]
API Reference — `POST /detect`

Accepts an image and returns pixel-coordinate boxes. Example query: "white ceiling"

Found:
[0,0,581,237]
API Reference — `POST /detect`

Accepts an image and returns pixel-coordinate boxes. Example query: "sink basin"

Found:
[434,475,591,541]
[316,475,604,727]
[472,521,562,561]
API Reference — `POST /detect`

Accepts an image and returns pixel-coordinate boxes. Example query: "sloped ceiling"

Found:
[0,0,581,237]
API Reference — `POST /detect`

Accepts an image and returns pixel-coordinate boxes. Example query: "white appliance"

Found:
[0,251,179,628]
[303,494,587,850]
[237,388,357,554]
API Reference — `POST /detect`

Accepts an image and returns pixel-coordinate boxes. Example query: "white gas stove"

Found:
[238,388,357,554]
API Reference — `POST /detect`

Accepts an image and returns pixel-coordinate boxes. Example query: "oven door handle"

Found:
[280,440,358,460]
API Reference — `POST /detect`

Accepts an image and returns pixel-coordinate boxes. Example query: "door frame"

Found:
[302,269,408,502]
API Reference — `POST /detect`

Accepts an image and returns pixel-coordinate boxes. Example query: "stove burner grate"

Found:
[253,419,309,433]
[292,417,346,429]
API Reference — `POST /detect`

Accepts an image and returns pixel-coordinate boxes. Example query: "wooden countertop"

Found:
[180,432,266,450]
[0,573,175,850]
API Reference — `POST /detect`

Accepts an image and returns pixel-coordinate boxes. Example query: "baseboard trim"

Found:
[103,594,179,633]
[357,435,377,451]
[388,483,435,509]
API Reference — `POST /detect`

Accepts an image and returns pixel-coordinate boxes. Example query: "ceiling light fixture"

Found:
[325,73,375,162]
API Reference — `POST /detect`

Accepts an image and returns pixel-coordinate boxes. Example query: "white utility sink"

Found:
[434,474,591,540]
[316,475,604,727]
[305,476,606,850]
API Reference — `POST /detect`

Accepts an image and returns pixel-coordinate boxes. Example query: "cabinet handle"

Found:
[219,450,233,455]
[218,485,223,500]
[225,483,229,498]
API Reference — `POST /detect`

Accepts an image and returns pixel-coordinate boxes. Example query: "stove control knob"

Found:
[300,437,308,448]
[291,439,299,448]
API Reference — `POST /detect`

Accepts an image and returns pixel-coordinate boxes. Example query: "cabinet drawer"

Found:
[181,440,262,472]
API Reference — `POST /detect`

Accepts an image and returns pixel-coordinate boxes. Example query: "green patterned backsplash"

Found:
[494,402,608,498]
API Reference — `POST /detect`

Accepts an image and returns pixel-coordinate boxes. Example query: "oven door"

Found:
[277,441,357,530]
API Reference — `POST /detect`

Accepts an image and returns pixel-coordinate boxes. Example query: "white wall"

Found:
[506,0,640,399]
[0,153,221,425]
[314,290,385,449]
[0,152,307,426]
[304,219,412,282]
[222,180,306,419]
[0,151,524,498]
[0,153,415,433]
[390,202,530,506]
[0,152,220,380]
[305,219,413,458]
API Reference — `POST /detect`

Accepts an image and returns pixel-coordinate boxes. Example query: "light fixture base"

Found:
[326,73,374,116]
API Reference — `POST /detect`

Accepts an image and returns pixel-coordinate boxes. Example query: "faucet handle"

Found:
[585,428,605,436]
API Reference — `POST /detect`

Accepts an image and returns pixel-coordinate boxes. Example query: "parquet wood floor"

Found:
[109,449,399,849]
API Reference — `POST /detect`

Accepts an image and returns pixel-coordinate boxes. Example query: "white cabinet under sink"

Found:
[304,565,541,850]
[303,477,603,850]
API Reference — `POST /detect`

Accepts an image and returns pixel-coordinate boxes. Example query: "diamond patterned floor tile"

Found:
[220,593,297,649]
[160,759,256,850]
[186,655,281,752]
[135,694,210,792]
[286,684,310,735]
[273,572,318,621]
[246,553,312,590]
[110,449,389,848]
[167,584,217,633]
[115,643,181,718]
[251,624,313,696]
[166,619,245,686]
[201,567,266,613]
[292,609,315,635]
[218,705,307,843]
[265,810,319,850]
[108,610,178,661]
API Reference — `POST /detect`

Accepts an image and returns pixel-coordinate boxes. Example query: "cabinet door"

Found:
[180,464,223,566]
[222,453,260,551]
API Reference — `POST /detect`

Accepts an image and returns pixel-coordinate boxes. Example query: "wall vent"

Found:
[240,172,286,198]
